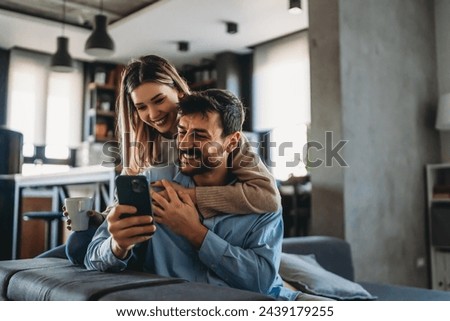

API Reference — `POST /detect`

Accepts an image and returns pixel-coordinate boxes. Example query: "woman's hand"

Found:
[151,180,197,205]
[62,207,104,231]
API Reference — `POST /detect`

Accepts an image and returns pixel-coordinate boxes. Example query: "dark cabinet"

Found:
[180,52,253,131]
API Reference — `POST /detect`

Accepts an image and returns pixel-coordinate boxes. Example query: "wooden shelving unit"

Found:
[180,60,217,91]
[83,62,123,143]
[426,163,450,291]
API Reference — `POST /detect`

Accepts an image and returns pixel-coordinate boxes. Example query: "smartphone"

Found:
[115,175,152,218]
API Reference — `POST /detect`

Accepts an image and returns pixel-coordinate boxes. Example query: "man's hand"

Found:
[151,180,197,205]
[151,180,207,249]
[106,205,156,259]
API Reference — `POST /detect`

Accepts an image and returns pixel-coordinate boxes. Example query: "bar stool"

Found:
[23,211,63,250]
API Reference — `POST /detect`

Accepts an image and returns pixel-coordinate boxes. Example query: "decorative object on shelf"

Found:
[50,0,74,73]
[436,93,450,130]
[94,69,107,84]
[226,22,238,34]
[288,0,302,14]
[85,0,115,57]
[100,101,111,111]
[178,41,189,52]
[95,120,108,139]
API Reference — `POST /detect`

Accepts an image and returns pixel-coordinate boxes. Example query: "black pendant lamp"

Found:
[51,0,74,72]
[85,0,115,57]
[288,0,302,14]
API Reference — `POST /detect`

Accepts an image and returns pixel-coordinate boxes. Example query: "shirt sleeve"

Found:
[84,166,178,272]
[84,220,130,272]
[198,211,284,294]
[196,135,281,218]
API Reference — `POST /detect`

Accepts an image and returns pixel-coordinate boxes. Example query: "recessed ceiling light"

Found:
[226,22,238,34]
[178,41,189,52]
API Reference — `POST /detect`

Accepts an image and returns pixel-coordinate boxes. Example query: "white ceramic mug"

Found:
[64,197,94,232]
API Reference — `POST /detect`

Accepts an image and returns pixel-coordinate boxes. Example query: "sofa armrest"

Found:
[36,244,67,259]
[282,236,355,281]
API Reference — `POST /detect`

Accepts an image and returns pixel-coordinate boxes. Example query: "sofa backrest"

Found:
[282,236,355,281]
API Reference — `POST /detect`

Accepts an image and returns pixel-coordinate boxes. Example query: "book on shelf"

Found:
[432,193,450,201]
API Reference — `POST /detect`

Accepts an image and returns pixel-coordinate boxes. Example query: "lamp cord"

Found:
[62,0,66,36]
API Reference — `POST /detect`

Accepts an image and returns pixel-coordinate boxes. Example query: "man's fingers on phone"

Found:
[118,204,138,213]
[126,224,156,238]
[120,214,153,227]
[112,205,137,220]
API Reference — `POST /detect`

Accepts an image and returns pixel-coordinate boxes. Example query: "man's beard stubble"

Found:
[178,147,223,176]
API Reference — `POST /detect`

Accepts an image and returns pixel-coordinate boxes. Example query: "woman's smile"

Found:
[151,114,169,127]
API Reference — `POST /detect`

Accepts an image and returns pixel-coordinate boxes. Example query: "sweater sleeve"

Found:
[196,135,281,218]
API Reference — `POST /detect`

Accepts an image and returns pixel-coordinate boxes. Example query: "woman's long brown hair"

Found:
[116,55,190,174]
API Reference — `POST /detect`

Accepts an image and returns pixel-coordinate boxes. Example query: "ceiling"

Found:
[0,0,160,28]
[0,0,309,68]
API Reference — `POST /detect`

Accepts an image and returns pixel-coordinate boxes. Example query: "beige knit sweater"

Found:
[196,138,281,218]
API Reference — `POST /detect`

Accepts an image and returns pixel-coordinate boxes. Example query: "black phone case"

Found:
[115,175,152,217]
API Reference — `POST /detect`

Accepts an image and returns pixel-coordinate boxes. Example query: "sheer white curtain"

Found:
[7,49,49,148]
[7,48,83,173]
[252,31,310,180]
[45,66,84,158]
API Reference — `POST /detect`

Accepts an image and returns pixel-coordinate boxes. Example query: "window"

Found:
[252,31,310,181]
[7,48,83,174]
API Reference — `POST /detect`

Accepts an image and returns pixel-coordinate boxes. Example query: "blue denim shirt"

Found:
[85,165,298,300]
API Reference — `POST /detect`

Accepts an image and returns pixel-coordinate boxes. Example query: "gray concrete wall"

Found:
[309,0,345,239]
[309,0,440,286]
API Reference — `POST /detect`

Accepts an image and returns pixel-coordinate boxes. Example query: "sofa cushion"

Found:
[279,253,376,300]
[282,236,355,281]
[0,258,72,300]
[7,264,184,301]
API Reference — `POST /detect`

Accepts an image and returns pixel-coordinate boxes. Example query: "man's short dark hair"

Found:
[178,89,245,137]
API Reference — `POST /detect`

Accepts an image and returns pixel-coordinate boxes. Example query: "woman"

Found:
[64,54,280,264]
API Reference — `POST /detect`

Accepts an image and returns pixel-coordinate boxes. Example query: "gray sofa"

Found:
[282,236,450,301]
[0,257,271,301]
[1,235,449,300]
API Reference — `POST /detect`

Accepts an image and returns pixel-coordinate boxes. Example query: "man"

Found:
[84,89,298,300]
